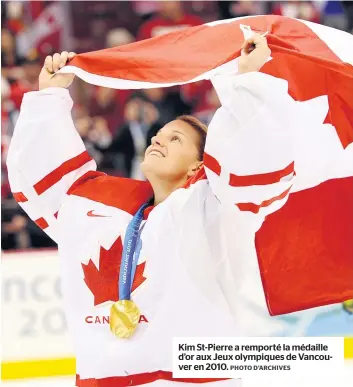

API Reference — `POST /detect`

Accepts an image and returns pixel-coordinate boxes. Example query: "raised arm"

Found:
[204,34,296,225]
[6,52,98,243]
[205,33,350,230]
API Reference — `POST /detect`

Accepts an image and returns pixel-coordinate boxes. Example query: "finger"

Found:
[59,51,69,68]
[68,52,76,60]
[243,34,266,48]
[242,39,256,55]
[44,55,53,73]
[241,38,252,50]
[52,53,61,72]
[243,34,268,55]
[252,34,267,47]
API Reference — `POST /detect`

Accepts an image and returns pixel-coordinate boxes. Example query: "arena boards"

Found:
[2,249,353,380]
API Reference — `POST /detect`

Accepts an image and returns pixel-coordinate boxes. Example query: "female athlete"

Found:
[7,34,336,386]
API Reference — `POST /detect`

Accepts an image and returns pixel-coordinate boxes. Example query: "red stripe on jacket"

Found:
[34,151,92,195]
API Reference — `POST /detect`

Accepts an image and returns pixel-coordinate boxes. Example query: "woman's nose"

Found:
[152,136,164,146]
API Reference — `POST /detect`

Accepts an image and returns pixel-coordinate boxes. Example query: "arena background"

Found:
[1,1,352,386]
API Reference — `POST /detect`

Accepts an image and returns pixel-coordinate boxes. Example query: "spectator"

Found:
[88,116,113,150]
[1,75,12,122]
[1,211,30,250]
[2,196,56,250]
[3,1,25,34]
[181,81,220,125]
[106,28,135,48]
[86,28,135,135]
[342,1,353,33]
[137,0,203,40]
[218,1,266,19]
[99,98,162,179]
[132,1,159,21]
[317,1,347,31]
[272,1,321,24]
[9,51,41,111]
[74,106,108,167]
[139,87,191,125]
[1,28,21,68]
[1,111,11,201]
[88,86,132,135]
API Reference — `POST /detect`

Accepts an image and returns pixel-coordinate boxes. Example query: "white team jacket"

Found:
[7,72,349,386]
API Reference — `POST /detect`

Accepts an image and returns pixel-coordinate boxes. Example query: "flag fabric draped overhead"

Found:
[60,15,353,315]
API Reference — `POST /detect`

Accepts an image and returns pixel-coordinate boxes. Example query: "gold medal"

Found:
[343,299,353,314]
[110,299,141,339]
[112,203,148,339]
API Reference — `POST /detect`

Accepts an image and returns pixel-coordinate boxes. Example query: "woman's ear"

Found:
[187,161,203,178]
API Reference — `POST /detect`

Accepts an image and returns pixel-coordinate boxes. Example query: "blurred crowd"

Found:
[2,0,353,251]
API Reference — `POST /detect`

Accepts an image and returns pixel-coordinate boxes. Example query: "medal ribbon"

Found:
[119,203,149,301]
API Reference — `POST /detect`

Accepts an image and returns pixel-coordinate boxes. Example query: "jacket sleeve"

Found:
[204,71,348,224]
[6,87,97,243]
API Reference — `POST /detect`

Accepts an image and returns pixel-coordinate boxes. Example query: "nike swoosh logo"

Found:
[87,210,111,218]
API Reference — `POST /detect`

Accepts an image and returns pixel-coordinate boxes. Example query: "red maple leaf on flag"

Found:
[82,236,146,306]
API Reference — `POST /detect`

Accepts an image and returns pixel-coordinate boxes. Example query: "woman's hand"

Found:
[39,51,76,90]
[238,33,271,74]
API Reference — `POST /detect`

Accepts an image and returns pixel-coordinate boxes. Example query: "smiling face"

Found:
[141,118,205,185]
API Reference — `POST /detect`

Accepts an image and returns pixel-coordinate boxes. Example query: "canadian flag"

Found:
[60,15,353,315]
[17,2,66,59]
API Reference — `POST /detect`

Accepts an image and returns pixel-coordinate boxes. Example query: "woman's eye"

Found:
[171,136,180,142]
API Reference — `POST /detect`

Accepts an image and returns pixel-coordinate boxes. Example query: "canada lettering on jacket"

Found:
[85,315,149,324]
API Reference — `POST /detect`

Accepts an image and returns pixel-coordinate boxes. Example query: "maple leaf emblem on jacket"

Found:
[82,236,146,306]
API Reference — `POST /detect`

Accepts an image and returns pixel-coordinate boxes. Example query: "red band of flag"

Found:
[236,186,292,214]
[34,217,49,230]
[13,192,28,203]
[229,162,295,187]
[203,152,221,176]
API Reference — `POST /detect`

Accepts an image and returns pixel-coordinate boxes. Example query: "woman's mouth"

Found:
[149,149,165,157]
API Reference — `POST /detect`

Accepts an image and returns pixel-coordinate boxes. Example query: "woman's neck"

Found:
[149,176,188,206]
